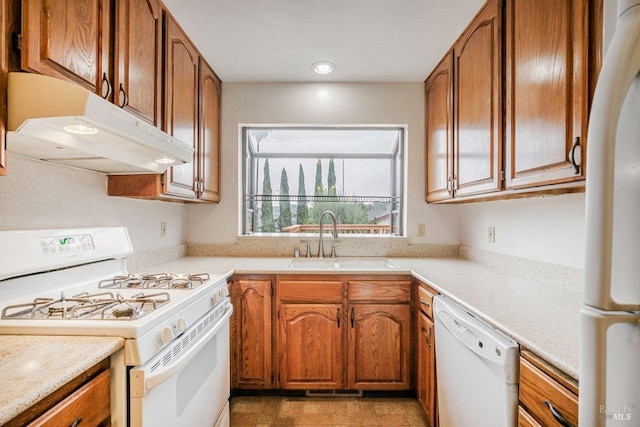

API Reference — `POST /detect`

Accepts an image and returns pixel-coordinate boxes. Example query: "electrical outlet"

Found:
[417,223,425,238]
[160,222,167,238]
[488,226,495,243]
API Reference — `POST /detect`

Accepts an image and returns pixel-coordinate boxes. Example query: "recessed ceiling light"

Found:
[312,61,336,75]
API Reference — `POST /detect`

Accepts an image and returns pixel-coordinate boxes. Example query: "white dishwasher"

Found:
[434,296,520,427]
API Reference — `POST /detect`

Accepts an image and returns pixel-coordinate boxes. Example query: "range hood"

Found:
[7,72,194,174]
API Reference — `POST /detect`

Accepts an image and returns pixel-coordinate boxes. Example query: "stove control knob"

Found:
[160,326,174,344]
[212,292,221,305]
[175,317,187,334]
[220,287,229,298]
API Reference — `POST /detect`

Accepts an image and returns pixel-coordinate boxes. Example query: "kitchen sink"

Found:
[287,258,396,270]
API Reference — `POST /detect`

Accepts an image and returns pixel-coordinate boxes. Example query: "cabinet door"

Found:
[0,0,10,176]
[163,14,198,199]
[518,406,542,427]
[425,52,454,202]
[278,303,343,389]
[453,0,502,197]
[505,0,587,188]
[114,0,162,127]
[22,0,111,95]
[519,356,578,427]
[416,311,436,426]
[348,304,410,390]
[29,369,110,426]
[232,279,272,389]
[197,59,221,202]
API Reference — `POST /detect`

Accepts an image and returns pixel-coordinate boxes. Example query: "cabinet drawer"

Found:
[519,355,578,427]
[518,406,542,427]
[29,369,110,426]
[348,281,411,303]
[417,284,437,318]
[278,280,343,303]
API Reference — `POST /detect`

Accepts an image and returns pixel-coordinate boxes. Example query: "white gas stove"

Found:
[0,227,232,426]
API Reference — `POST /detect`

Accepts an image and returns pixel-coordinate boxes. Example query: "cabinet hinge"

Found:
[271,373,275,383]
[160,173,165,186]
[11,33,21,52]
[500,170,505,181]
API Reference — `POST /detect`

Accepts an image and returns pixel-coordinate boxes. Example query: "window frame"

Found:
[241,125,406,237]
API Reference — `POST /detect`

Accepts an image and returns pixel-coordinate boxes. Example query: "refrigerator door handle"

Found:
[584,1,640,310]
[579,306,640,427]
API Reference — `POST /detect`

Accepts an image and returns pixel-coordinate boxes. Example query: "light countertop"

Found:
[0,255,579,424]
[0,335,124,425]
[133,256,581,379]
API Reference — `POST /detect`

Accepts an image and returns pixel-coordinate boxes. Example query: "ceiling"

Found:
[161,0,486,83]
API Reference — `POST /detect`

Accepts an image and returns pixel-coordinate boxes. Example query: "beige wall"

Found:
[0,83,586,269]
[0,157,187,252]
[184,82,460,246]
[458,193,585,269]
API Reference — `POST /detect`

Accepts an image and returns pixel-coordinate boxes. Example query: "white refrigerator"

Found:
[581,0,640,425]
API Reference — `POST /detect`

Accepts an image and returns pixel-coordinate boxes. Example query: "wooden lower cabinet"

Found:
[29,369,110,427]
[5,358,110,427]
[278,303,344,389]
[233,275,414,391]
[518,405,542,427]
[518,351,578,427]
[348,303,411,390]
[230,277,273,389]
[416,281,438,426]
[416,311,436,426]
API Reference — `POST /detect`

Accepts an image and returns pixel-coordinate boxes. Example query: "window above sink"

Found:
[242,126,406,237]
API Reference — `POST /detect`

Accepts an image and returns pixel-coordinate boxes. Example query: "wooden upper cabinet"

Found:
[453,0,502,197]
[114,0,163,127]
[21,0,111,95]
[505,0,588,188]
[198,59,221,202]
[163,14,199,199]
[231,279,272,389]
[425,52,454,202]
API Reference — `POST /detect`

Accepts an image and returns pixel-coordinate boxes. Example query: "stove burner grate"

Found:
[98,273,210,290]
[1,291,170,321]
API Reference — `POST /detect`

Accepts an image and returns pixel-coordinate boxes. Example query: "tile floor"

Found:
[229,395,428,426]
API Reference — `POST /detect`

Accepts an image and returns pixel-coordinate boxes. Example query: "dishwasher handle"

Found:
[436,310,487,358]
[434,298,516,376]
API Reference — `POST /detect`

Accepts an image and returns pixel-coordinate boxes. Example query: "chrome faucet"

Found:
[318,210,338,258]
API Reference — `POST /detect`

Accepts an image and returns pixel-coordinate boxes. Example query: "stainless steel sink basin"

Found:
[287,258,395,270]
[335,258,396,269]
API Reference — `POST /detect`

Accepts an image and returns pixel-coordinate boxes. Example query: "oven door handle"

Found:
[131,306,233,397]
